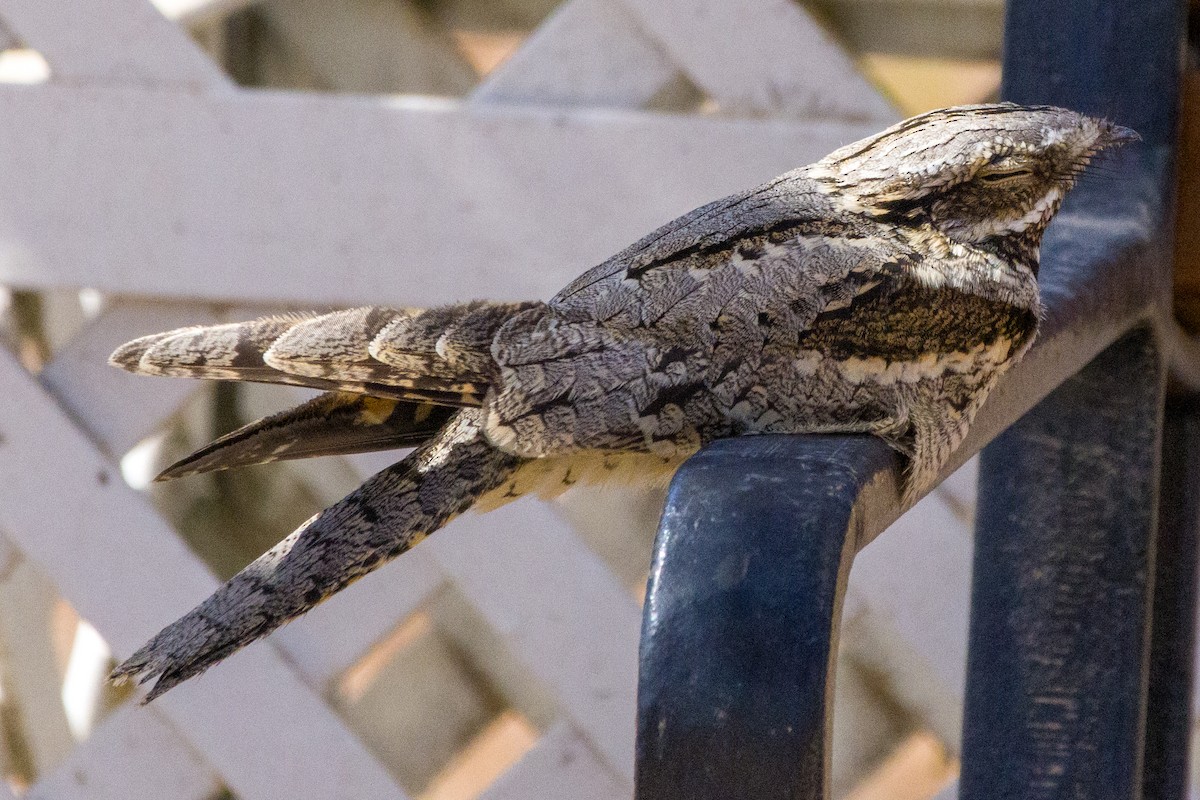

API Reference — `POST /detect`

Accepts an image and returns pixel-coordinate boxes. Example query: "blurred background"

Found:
[0,1,1078,798]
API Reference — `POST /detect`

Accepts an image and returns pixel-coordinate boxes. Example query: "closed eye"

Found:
[979,168,1033,184]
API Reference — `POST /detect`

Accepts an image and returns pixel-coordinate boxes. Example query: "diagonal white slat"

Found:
[0,348,406,800]
[261,0,477,96]
[0,82,875,308]
[0,0,228,88]
[934,780,959,800]
[472,0,682,109]
[152,0,254,26]
[0,16,16,51]
[423,498,641,783]
[0,550,76,776]
[837,458,982,756]
[615,0,896,120]
[273,546,446,689]
[24,704,220,800]
[0,772,15,800]
[279,449,642,785]
[480,722,627,800]
[39,301,222,458]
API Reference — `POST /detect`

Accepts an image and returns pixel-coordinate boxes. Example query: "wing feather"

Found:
[156,393,455,480]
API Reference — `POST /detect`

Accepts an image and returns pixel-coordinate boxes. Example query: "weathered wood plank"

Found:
[0,347,406,800]
[473,0,680,108]
[151,0,255,26]
[261,0,477,95]
[481,722,630,799]
[39,301,220,457]
[274,547,445,689]
[616,0,895,119]
[25,704,220,800]
[0,16,18,51]
[848,480,974,700]
[424,498,641,782]
[0,770,16,800]
[0,0,227,87]
[0,554,75,777]
[809,0,1004,60]
[0,82,875,308]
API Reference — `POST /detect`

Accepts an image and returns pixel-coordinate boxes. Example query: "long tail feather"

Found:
[111,314,318,382]
[110,409,522,701]
[111,321,449,403]
[368,301,540,379]
[107,304,540,407]
[156,392,455,480]
[261,307,485,402]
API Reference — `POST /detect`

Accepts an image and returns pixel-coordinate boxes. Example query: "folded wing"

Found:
[155,392,456,480]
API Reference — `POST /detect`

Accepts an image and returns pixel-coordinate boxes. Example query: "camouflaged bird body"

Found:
[483,167,1040,494]
[108,104,1134,701]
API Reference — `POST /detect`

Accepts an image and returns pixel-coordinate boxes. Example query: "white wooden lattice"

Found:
[0,2,984,797]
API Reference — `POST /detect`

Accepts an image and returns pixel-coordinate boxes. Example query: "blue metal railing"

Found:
[633,1,1198,798]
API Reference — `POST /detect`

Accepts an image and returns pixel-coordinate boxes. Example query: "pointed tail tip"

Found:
[108,335,158,372]
[108,325,206,373]
[153,438,236,482]
[152,463,195,483]
[108,654,150,687]
[138,678,175,704]
[109,649,143,681]
[109,655,177,704]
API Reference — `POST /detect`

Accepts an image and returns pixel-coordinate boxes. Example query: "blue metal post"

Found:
[635,436,896,799]
[1143,402,1200,800]
[962,1,1185,798]
[962,329,1165,798]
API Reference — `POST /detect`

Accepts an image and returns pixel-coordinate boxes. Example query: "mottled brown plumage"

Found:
[110,103,1135,700]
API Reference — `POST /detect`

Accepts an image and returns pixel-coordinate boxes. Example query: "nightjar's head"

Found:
[810,103,1138,270]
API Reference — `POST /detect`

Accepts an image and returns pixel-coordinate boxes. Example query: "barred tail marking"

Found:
[110,302,545,408]
[110,409,522,701]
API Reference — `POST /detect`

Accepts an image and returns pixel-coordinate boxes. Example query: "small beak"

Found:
[1098,123,1141,149]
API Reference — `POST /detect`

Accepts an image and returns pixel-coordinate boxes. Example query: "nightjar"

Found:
[109,102,1135,700]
